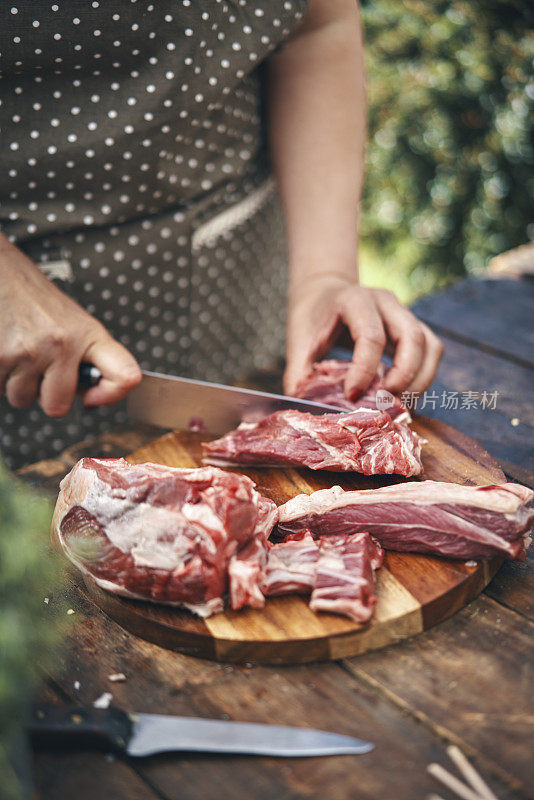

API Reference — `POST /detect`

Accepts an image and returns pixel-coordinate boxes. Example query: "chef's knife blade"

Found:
[126,370,345,434]
[28,705,373,758]
[78,364,344,434]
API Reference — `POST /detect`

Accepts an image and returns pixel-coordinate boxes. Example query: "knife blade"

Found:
[127,370,346,434]
[78,363,345,434]
[28,705,374,758]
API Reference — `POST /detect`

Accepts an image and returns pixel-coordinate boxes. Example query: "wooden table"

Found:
[21,276,534,800]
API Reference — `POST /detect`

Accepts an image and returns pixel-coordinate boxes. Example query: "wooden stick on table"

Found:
[427,747,500,800]
[446,746,500,800]
[427,763,483,800]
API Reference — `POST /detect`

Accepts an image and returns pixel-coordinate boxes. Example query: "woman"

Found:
[0,0,443,469]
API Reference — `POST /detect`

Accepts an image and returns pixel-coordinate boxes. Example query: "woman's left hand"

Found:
[284,277,444,400]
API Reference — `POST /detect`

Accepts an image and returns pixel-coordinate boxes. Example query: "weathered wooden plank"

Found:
[33,750,156,800]
[344,595,534,797]
[99,659,524,800]
[432,336,534,427]
[41,578,526,800]
[485,551,534,621]
[415,384,534,473]
[412,278,534,367]
[32,683,160,800]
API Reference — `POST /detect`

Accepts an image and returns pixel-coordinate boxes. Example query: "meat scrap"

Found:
[52,458,277,617]
[277,480,534,562]
[262,530,383,624]
[295,360,410,423]
[310,534,384,623]
[262,530,320,597]
[203,407,424,477]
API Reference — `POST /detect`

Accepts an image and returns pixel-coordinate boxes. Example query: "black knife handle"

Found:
[28,705,133,753]
[78,362,102,389]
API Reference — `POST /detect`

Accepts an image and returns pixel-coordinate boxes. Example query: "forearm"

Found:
[266,0,366,295]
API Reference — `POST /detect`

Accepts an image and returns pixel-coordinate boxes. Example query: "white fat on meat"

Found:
[284,414,357,470]
[309,534,383,623]
[279,481,534,518]
[52,458,278,615]
[262,531,319,596]
[277,481,534,562]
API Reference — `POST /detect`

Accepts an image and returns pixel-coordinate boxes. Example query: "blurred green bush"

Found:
[360,0,534,300]
[0,463,65,800]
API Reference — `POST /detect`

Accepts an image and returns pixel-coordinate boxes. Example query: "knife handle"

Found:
[78,362,102,389]
[28,705,132,753]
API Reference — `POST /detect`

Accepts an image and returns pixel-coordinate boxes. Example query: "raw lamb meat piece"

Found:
[277,480,534,562]
[262,530,320,596]
[203,407,424,476]
[295,360,410,422]
[52,458,277,617]
[228,536,267,611]
[310,533,384,623]
[262,530,383,623]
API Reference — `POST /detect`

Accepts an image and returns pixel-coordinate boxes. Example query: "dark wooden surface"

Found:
[19,276,534,800]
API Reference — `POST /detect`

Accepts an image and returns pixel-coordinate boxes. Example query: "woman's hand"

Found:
[0,237,141,416]
[284,276,444,399]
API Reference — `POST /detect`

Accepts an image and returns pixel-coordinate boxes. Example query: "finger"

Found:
[376,300,428,394]
[5,365,41,410]
[39,356,80,417]
[0,364,10,397]
[82,333,141,407]
[284,309,339,396]
[405,328,444,394]
[342,304,386,400]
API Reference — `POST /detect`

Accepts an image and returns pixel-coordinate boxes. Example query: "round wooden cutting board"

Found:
[82,417,505,664]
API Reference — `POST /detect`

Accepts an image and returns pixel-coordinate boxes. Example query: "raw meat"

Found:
[52,458,277,616]
[295,360,410,422]
[277,480,534,562]
[203,407,424,476]
[262,530,319,596]
[310,533,384,623]
[262,530,383,623]
[228,536,267,611]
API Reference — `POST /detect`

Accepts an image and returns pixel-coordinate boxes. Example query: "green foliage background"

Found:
[359,0,534,302]
[0,464,65,800]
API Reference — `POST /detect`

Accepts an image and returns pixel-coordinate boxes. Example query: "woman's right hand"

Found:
[0,236,141,417]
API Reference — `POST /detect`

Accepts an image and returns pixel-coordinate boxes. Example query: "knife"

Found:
[28,705,374,758]
[78,364,345,435]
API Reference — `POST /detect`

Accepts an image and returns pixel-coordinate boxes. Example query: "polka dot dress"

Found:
[0,0,308,469]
